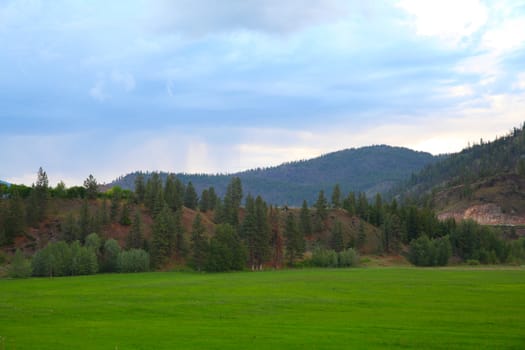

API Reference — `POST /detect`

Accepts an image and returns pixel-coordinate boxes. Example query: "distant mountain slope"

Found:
[0,180,10,187]
[110,145,437,206]
[395,123,525,224]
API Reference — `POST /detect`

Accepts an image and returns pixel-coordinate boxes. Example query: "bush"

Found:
[8,249,31,278]
[118,249,150,273]
[311,248,359,268]
[408,235,451,267]
[32,240,98,277]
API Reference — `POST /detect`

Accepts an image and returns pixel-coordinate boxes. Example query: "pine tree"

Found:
[314,190,328,232]
[269,206,284,268]
[254,196,270,270]
[190,213,208,271]
[78,200,91,242]
[357,220,366,249]
[330,220,344,252]
[284,212,304,266]
[151,205,175,267]
[61,212,79,242]
[84,174,98,200]
[4,190,26,244]
[199,189,209,212]
[110,191,120,222]
[208,187,217,211]
[173,208,187,258]
[134,173,146,203]
[299,200,312,236]
[164,174,178,211]
[127,210,145,249]
[119,201,132,226]
[184,181,198,210]
[331,184,341,209]
[28,167,50,226]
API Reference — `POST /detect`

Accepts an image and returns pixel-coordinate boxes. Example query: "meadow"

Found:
[1,268,524,349]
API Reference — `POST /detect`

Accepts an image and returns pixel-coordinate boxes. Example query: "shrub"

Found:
[118,249,150,273]
[8,249,31,278]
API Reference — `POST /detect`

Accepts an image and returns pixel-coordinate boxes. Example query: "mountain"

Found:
[0,180,10,187]
[395,123,525,225]
[109,145,437,206]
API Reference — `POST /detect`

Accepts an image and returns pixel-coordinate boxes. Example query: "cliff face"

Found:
[438,203,525,226]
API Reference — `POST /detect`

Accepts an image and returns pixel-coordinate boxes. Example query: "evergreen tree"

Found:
[164,174,178,211]
[61,212,79,242]
[331,184,341,208]
[357,220,366,249]
[84,174,98,200]
[284,212,304,265]
[343,191,356,216]
[190,213,208,271]
[78,200,91,242]
[98,199,110,226]
[145,172,162,213]
[314,190,328,232]
[223,177,243,226]
[119,201,132,226]
[127,210,144,250]
[253,196,270,270]
[151,205,175,267]
[110,190,120,223]
[184,181,198,210]
[241,195,258,269]
[208,187,217,211]
[4,190,26,244]
[28,167,50,226]
[330,220,344,252]
[173,208,187,258]
[134,173,146,203]
[299,200,312,236]
[205,224,246,272]
[199,189,209,212]
[269,206,284,268]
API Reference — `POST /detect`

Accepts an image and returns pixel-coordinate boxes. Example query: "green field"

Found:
[1,268,524,349]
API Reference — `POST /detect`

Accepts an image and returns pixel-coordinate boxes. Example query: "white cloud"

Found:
[111,70,135,91]
[481,17,525,53]
[513,73,525,90]
[89,79,108,101]
[397,0,488,46]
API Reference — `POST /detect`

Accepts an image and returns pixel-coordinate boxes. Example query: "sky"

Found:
[1,0,525,186]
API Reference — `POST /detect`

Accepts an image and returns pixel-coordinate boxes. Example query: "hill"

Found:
[395,123,525,225]
[0,180,10,187]
[109,145,437,206]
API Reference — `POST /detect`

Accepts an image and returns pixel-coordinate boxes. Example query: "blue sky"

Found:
[1,0,525,186]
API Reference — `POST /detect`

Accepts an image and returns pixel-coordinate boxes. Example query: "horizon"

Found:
[1,1,525,186]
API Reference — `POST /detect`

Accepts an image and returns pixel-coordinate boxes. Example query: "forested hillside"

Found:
[394,123,525,224]
[109,145,437,206]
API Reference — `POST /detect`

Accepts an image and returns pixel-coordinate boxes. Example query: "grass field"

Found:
[1,268,524,349]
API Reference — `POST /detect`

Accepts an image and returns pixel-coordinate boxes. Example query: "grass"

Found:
[1,268,524,349]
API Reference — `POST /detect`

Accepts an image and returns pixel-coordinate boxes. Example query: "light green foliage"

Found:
[311,247,359,267]
[102,239,121,272]
[1,269,524,349]
[31,241,97,277]
[8,249,31,278]
[117,249,150,273]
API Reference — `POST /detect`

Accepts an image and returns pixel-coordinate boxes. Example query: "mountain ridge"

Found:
[109,145,438,206]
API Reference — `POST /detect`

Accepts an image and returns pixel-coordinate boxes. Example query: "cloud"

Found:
[397,0,488,46]
[150,0,350,36]
[111,70,136,91]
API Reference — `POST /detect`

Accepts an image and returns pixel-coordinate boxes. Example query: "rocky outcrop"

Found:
[438,203,525,225]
